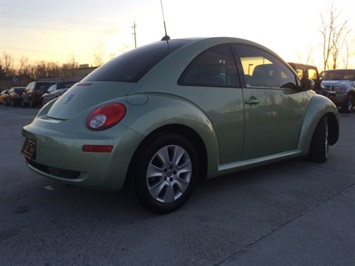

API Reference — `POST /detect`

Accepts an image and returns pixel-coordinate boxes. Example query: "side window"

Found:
[26,82,34,92]
[296,68,304,79]
[178,44,240,88]
[232,45,297,89]
[307,69,318,80]
[47,85,56,93]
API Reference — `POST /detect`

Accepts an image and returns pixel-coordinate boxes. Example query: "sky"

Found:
[1,0,355,71]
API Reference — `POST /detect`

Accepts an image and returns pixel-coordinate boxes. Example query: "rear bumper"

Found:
[22,120,144,191]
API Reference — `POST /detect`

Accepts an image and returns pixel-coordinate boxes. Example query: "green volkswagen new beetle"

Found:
[22,37,339,214]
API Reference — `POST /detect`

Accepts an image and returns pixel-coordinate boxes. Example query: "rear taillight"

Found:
[86,103,126,131]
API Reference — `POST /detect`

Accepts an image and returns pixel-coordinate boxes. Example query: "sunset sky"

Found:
[1,0,355,70]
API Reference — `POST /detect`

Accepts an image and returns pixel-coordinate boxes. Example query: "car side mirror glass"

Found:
[301,78,314,91]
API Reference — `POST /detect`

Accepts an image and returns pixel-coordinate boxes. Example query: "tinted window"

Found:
[323,70,355,80]
[56,82,76,90]
[232,45,297,89]
[37,82,54,93]
[14,88,25,93]
[84,41,188,83]
[295,68,304,79]
[47,85,57,92]
[26,82,34,91]
[307,68,318,80]
[178,44,240,87]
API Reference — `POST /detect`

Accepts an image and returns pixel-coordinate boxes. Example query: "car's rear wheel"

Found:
[308,116,328,162]
[133,133,198,214]
[29,98,35,108]
[341,94,353,113]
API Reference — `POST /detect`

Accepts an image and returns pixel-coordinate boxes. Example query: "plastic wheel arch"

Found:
[297,95,339,155]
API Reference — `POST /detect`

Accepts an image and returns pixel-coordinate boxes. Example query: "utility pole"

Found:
[132,22,137,48]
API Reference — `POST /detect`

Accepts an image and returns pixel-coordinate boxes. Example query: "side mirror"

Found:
[301,78,314,91]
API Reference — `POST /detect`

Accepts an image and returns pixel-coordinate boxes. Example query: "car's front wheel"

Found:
[341,94,353,113]
[133,133,198,214]
[308,116,328,162]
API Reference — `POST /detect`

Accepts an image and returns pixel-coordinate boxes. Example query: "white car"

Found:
[42,81,77,105]
[320,69,355,113]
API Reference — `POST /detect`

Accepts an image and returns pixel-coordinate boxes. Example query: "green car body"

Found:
[22,37,339,213]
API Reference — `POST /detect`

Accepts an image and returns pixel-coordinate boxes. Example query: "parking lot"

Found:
[0,104,354,266]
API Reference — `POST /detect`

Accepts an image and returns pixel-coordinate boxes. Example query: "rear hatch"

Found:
[47,82,135,120]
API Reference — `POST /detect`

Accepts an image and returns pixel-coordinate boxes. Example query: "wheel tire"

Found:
[132,133,199,214]
[29,98,35,108]
[341,95,353,113]
[308,116,328,162]
[11,99,14,107]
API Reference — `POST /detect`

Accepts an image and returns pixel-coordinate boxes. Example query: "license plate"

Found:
[22,138,37,160]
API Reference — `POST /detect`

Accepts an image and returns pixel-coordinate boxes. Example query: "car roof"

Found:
[322,69,355,72]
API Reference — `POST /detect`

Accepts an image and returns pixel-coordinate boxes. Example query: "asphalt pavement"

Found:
[0,105,354,266]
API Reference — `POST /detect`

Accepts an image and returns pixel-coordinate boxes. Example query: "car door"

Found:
[231,44,309,160]
[177,44,245,166]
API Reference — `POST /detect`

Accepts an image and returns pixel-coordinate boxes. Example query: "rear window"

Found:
[83,40,189,83]
[323,70,355,80]
[14,88,25,93]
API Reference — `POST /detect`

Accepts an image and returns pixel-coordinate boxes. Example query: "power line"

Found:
[1,23,115,34]
[1,11,113,25]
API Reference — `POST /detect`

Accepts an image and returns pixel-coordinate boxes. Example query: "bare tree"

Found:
[1,52,15,78]
[67,55,79,69]
[320,2,352,70]
[109,52,116,60]
[61,55,79,77]
[341,36,355,69]
[93,42,104,66]
[305,46,315,65]
[18,56,29,75]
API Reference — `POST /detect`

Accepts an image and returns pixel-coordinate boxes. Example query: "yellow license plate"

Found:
[22,138,37,160]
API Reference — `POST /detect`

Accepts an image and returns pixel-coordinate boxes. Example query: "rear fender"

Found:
[122,94,220,176]
[298,95,339,154]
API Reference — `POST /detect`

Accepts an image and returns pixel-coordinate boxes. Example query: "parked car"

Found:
[288,62,322,93]
[4,87,26,106]
[22,37,339,214]
[0,89,9,104]
[22,81,56,108]
[320,69,355,113]
[42,81,77,105]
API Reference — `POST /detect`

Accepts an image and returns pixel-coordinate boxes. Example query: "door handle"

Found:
[244,98,259,105]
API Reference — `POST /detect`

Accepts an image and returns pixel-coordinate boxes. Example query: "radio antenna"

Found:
[160,0,170,41]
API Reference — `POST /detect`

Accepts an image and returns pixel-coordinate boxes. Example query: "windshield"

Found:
[83,40,190,83]
[323,70,355,81]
